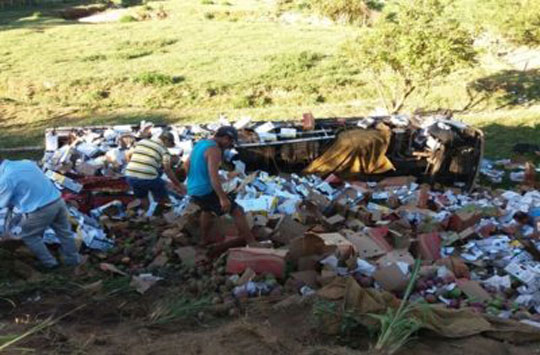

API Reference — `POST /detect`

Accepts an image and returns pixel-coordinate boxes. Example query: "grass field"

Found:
[0,0,538,159]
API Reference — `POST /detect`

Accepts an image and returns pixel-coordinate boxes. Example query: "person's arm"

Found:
[163,154,186,194]
[0,178,13,210]
[183,155,191,176]
[125,148,134,163]
[206,147,230,212]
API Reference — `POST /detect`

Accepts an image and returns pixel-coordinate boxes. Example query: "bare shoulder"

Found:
[205,145,222,159]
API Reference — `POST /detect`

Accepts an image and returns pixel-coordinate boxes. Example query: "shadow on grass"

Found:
[481,122,540,163]
[0,2,88,31]
[0,0,145,30]
[469,69,540,109]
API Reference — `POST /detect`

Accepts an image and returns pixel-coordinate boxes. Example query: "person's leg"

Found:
[139,197,150,211]
[192,192,222,245]
[20,207,58,268]
[149,177,170,206]
[199,211,213,245]
[127,177,150,211]
[51,200,81,266]
[231,206,256,245]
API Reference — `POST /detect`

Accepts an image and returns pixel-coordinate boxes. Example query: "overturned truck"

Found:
[44,114,484,190]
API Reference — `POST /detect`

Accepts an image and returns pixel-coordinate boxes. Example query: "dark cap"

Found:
[215,126,238,142]
[159,131,175,146]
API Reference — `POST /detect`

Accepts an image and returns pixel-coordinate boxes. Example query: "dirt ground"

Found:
[0,219,539,355]
[1,281,539,355]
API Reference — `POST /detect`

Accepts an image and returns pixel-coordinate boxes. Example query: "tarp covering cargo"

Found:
[304,126,395,176]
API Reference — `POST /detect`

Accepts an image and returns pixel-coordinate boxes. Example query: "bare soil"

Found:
[1,283,539,355]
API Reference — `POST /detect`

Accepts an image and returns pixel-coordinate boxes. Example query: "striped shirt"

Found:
[125,139,170,180]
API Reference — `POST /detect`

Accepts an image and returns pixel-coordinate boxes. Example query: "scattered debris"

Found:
[0,113,538,347]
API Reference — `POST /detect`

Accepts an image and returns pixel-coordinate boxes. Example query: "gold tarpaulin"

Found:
[304,126,395,176]
[317,277,540,343]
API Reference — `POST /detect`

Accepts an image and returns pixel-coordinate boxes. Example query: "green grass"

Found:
[371,260,425,354]
[0,0,538,159]
[119,14,138,23]
[148,294,212,324]
[457,107,540,160]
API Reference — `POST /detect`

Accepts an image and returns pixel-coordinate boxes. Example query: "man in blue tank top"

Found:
[185,126,257,246]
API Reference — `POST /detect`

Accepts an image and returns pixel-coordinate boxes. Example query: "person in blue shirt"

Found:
[0,159,81,269]
[185,126,257,246]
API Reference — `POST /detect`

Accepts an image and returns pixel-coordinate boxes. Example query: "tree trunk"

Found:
[392,83,415,113]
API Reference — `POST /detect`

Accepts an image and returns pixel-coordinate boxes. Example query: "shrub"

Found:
[89,90,109,101]
[133,72,178,86]
[312,0,371,25]
[117,50,153,60]
[498,1,540,46]
[81,54,107,62]
[456,0,540,46]
[346,0,477,113]
[119,15,137,23]
[114,0,143,8]
[232,95,252,109]
[201,0,215,4]
[276,0,311,13]
[267,51,324,79]
[276,0,381,24]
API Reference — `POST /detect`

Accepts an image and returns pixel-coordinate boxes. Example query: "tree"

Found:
[484,0,540,46]
[345,0,477,113]
[276,0,384,25]
[312,0,371,25]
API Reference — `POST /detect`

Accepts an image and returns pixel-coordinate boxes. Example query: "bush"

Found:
[276,0,381,24]
[81,54,107,62]
[346,0,477,113]
[276,0,312,13]
[456,0,540,46]
[231,97,251,109]
[312,0,371,25]
[232,87,272,108]
[201,0,215,4]
[498,1,540,46]
[119,15,137,23]
[90,90,110,101]
[267,51,324,80]
[117,49,153,60]
[113,0,143,8]
[133,72,179,86]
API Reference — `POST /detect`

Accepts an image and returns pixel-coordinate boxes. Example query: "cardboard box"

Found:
[377,249,415,268]
[347,233,387,259]
[273,215,309,244]
[417,232,442,261]
[449,210,482,232]
[226,247,288,278]
[373,264,409,292]
[457,279,492,302]
[378,176,416,188]
[291,270,319,288]
[323,214,346,228]
[288,232,354,261]
[313,233,355,258]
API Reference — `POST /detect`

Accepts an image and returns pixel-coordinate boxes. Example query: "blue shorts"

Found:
[126,177,168,200]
